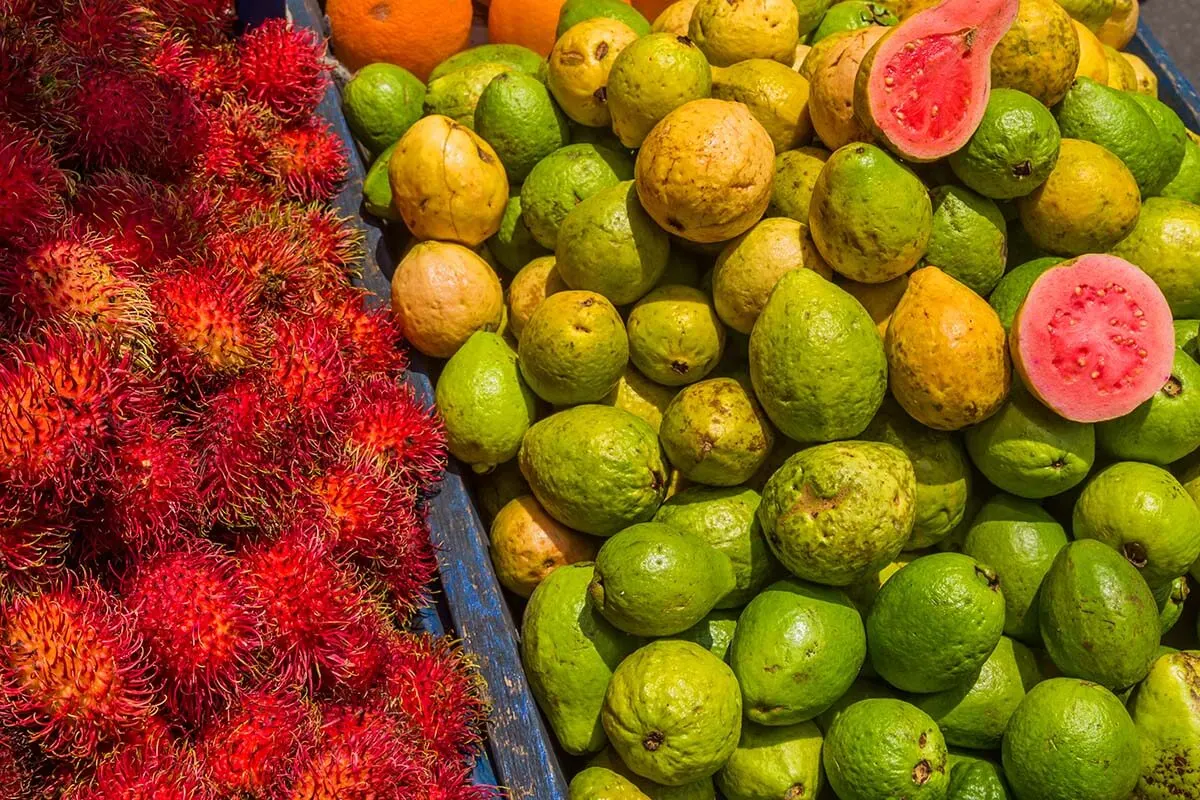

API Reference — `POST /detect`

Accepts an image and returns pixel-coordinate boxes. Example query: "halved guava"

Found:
[1011,254,1175,424]
[856,0,1019,162]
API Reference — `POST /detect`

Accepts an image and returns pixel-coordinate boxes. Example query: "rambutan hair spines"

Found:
[235,17,328,122]
[342,376,447,492]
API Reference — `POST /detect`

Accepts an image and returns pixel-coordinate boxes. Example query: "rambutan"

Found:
[123,542,261,719]
[208,221,312,309]
[59,67,166,171]
[235,18,328,122]
[0,491,70,588]
[145,0,234,45]
[198,684,316,797]
[382,633,489,764]
[238,524,390,692]
[62,739,218,800]
[0,30,54,124]
[266,316,350,437]
[190,100,278,186]
[0,580,159,760]
[270,204,364,277]
[73,170,202,275]
[149,264,263,383]
[343,377,447,490]
[54,0,160,66]
[3,232,154,353]
[264,119,349,204]
[98,419,201,553]
[288,704,423,800]
[420,764,500,800]
[0,729,34,800]
[190,378,290,528]
[0,121,67,247]
[320,290,409,379]
[150,33,236,104]
[310,459,416,562]
[0,326,147,505]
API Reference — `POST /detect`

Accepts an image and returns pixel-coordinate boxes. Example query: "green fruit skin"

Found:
[1072,461,1200,590]
[814,678,897,733]
[1097,349,1200,466]
[363,142,402,221]
[519,405,668,536]
[729,578,866,725]
[343,63,426,158]
[1111,196,1200,319]
[962,494,1069,643]
[749,269,887,442]
[1128,92,1188,197]
[948,88,1062,201]
[488,195,551,274]
[861,398,971,550]
[569,766,650,799]
[424,62,514,128]
[759,441,916,586]
[810,1,898,43]
[867,552,1006,694]
[556,181,670,306]
[1038,540,1161,690]
[1156,575,1188,635]
[475,71,571,183]
[715,721,824,800]
[588,749,719,799]
[768,148,829,223]
[654,486,778,609]
[948,760,1013,800]
[1128,651,1200,800]
[1002,678,1140,800]
[522,144,635,250]
[607,33,713,149]
[988,257,1063,331]
[963,385,1095,500]
[522,563,644,755]
[923,186,1008,297]
[710,59,815,153]
[1175,319,1200,353]
[428,44,547,84]
[809,143,933,284]
[824,699,950,800]
[659,378,774,488]
[518,291,628,406]
[1054,77,1172,196]
[589,523,736,637]
[666,609,740,661]
[602,640,743,786]
[628,285,726,387]
[557,0,652,38]
[1161,138,1200,204]
[796,0,834,35]
[434,332,536,472]
[914,637,1042,750]
[474,460,531,523]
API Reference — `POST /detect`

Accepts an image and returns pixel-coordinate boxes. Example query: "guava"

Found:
[856,0,1020,162]
[558,0,652,38]
[428,44,545,84]
[507,255,566,340]
[635,99,775,245]
[1110,197,1200,319]
[842,275,909,337]
[1128,651,1200,800]
[811,1,898,43]
[490,495,598,597]
[687,0,800,68]
[808,26,889,150]
[922,185,1009,296]
[988,257,1062,331]
[488,196,551,274]
[518,290,629,405]
[627,286,725,387]
[767,147,830,224]
[824,699,950,800]
[607,33,713,149]
[423,62,514,128]
[710,59,814,153]
[547,18,641,128]
[1009,254,1175,423]
[715,721,824,800]
[601,365,679,434]
[948,88,1062,201]
[659,378,775,488]
[1057,0,1116,31]
[521,143,634,250]
[475,71,570,183]
[990,0,1081,106]
[1096,348,1200,465]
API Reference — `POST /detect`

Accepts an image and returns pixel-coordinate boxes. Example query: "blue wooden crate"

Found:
[257,2,1200,798]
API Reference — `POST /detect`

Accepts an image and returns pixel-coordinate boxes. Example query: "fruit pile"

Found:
[0,2,493,797]
[336,0,1200,798]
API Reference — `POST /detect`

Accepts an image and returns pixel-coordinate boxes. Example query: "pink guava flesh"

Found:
[863,0,1019,162]
[1012,255,1175,424]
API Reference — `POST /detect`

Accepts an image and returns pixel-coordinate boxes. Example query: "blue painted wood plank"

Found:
[282,1,566,797]
[236,0,286,29]
[1129,19,1200,130]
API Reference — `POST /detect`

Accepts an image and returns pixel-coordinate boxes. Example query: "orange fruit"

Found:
[489,0,632,56]
[327,0,473,80]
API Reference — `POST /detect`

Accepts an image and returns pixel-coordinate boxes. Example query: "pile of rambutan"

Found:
[0,2,493,797]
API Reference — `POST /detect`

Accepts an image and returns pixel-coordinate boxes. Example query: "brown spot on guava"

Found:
[369,1,390,21]
[676,35,694,46]
[913,760,931,785]
[1122,541,1149,569]
[593,86,608,103]
[560,50,585,66]
[785,784,806,799]
[666,217,685,231]
[476,146,494,164]
[542,558,558,569]
[671,360,689,374]
[595,41,609,60]
[919,732,927,746]
[1013,160,1034,177]
[975,565,1000,590]
[1051,457,1066,469]
[784,484,845,521]
[1163,375,1183,398]
[643,731,665,751]
[580,298,595,308]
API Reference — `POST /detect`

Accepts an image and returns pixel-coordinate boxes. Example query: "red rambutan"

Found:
[0,491,70,588]
[266,316,350,437]
[3,232,154,353]
[235,18,328,122]
[343,377,447,490]
[190,100,278,187]
[0,326,146,505]
[383,633,489,764]
[420,764,500,800]
[150,33,236,104]
[0,121,68,247]
[238,524,390,692]
[62,738,218,800]
[145,0,234,45]
[198,684,316,797]
[0,580,159,760]
[0,31,55,125]
[59,67,166,172]
[123,542,261,719]
[264,119,349,203]
[288,703,423,800]
[73,170,202,275]
[98,419,201,553]
[191,378,290,528]
[54,0,160,66]
[149,264,263,383]
[207,221,311,309]
[273,204,364,277]
[0,729,34,800]
[320,290,409,379]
